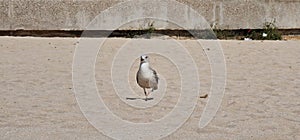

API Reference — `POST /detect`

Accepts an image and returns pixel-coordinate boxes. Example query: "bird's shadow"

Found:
[126,97,154,101]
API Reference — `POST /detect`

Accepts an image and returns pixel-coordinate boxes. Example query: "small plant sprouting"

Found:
[142,21,156,39]
[246,19,282,40]
[125,21,156,38]
[262,19,282,40]
[145,21,155,34]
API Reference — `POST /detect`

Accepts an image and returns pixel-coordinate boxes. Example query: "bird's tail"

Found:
[152,85,158,92]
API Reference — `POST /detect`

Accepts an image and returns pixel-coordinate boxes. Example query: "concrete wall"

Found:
[0,0,299,30]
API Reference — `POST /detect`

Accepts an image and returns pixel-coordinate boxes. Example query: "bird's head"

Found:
[140,55,149,63]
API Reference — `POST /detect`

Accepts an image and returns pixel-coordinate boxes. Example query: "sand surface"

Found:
[0,37,299,139]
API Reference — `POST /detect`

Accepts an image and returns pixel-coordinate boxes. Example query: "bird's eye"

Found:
[145,56,148,59]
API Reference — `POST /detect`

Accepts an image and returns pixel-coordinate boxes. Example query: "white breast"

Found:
[137,62,155,88]
[139,63,153,79]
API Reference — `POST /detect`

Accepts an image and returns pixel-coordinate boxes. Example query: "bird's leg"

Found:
[144,88,148,101]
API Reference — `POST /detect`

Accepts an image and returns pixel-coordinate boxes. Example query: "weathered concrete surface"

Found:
[0,0,300,30]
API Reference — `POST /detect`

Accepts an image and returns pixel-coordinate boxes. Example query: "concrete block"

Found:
[0,0,10,30]
[0,0,299,30]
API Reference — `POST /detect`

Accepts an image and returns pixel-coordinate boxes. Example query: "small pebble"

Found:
[200,94,208,98]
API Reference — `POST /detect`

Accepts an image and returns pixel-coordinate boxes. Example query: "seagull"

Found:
[136,55,159,101]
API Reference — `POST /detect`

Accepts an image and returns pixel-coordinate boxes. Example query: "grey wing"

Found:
[136,70,141,84]
[150,68,159,90]
[152,69,159,83]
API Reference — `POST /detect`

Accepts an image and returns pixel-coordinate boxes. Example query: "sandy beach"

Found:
[0,37,299,139]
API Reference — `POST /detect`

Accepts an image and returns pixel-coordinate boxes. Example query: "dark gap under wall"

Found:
[0,29,299,39]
